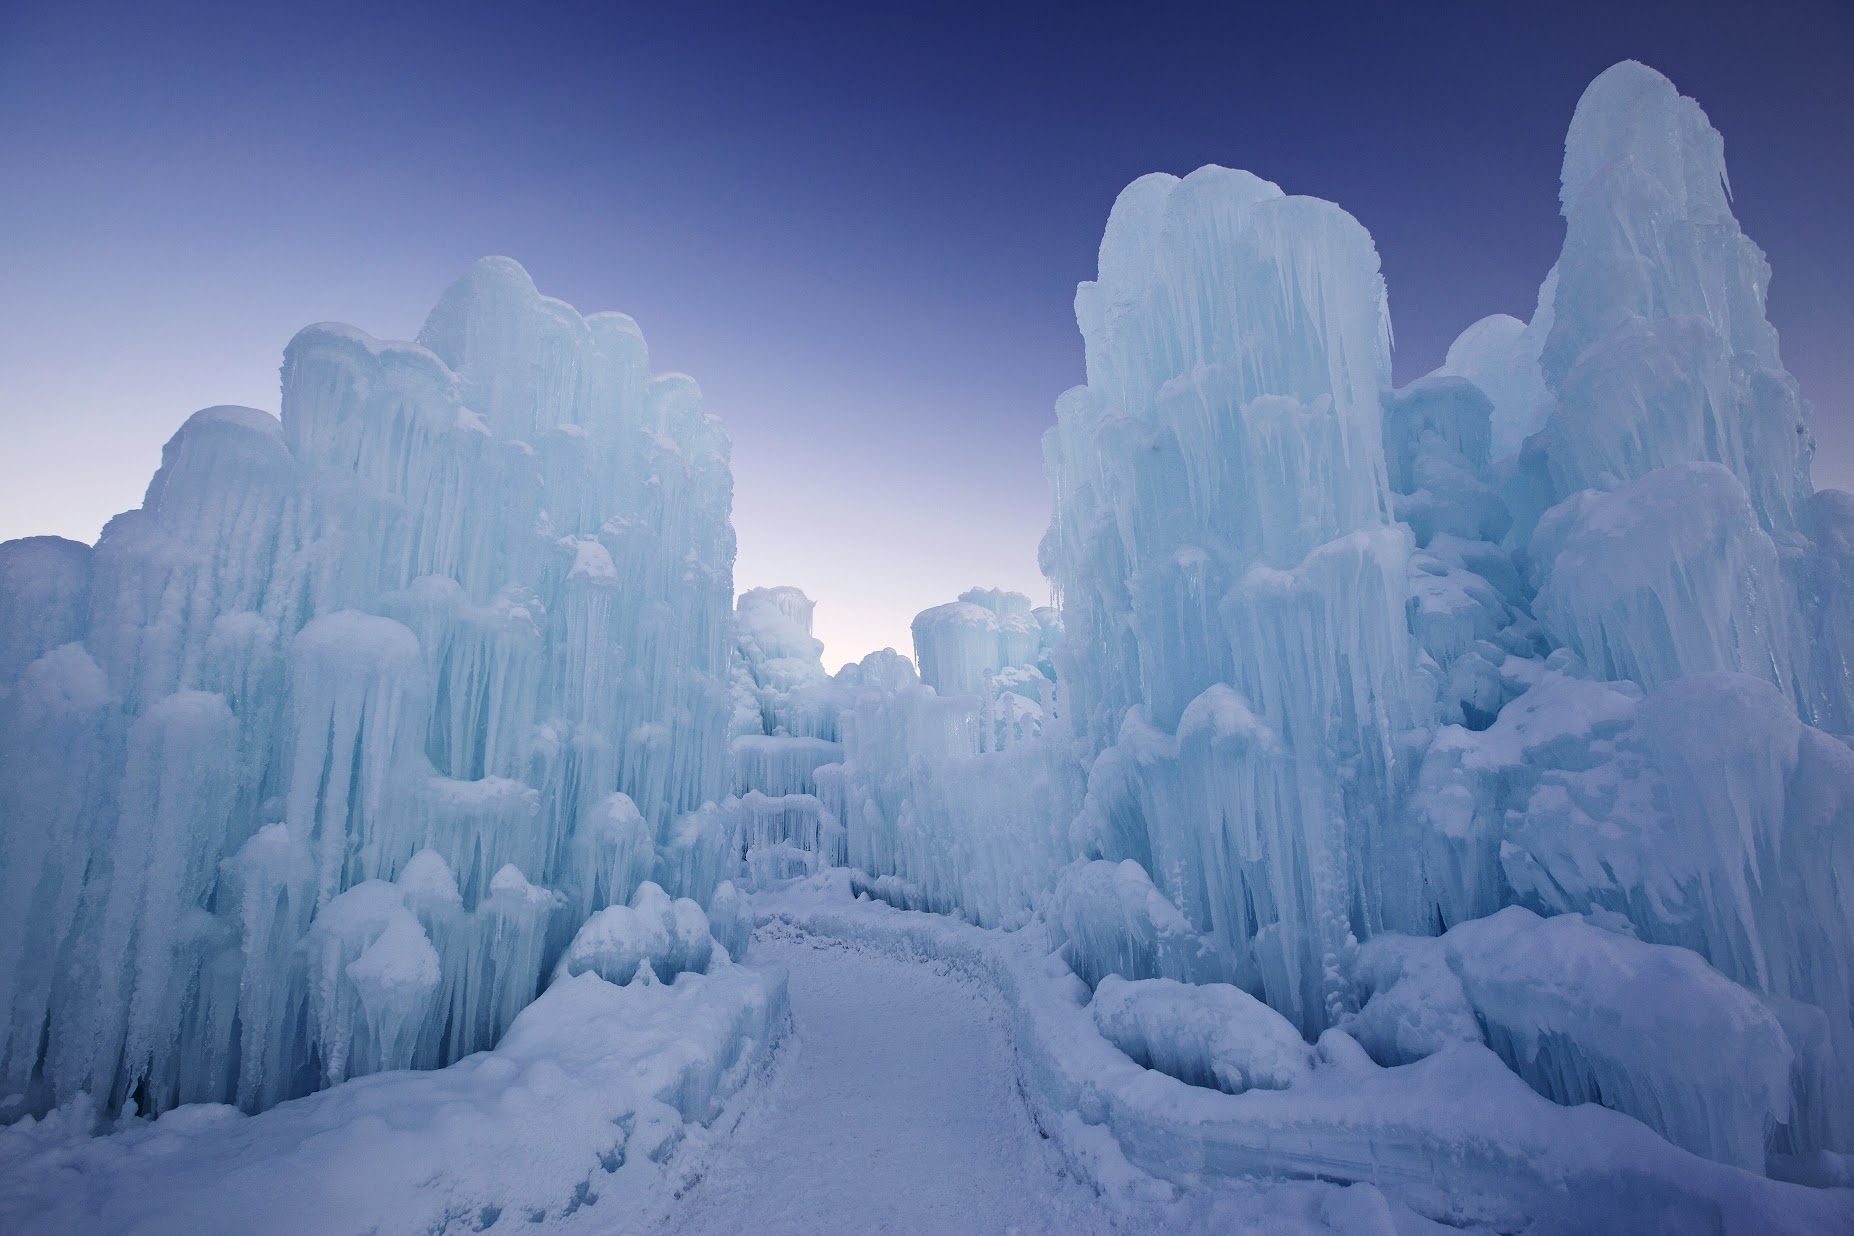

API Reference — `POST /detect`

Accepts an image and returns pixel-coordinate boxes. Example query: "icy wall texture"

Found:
[1039,163,1422,1037]
[808,586,1076,930]
[727,586,848,883]
[722,582,1070,929]
[1112,61,1853,1164]
[0,258,738,1117]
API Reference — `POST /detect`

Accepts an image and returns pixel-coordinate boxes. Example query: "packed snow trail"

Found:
[663,926,1109,1235]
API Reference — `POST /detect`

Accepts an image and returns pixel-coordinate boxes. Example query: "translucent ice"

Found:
[1044,859,1213,990]
[1530,462,1799,697]
[1538,64,1813,540]
[1040,165,1421,1035]
[0,258,739,1117]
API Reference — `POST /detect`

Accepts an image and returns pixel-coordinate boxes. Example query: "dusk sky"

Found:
[3,0,1850,666]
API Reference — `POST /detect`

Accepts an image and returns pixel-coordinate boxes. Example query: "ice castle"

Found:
[2,60,1851,1230]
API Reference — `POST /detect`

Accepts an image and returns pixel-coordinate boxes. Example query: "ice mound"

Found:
[1447,907,1794,1171]
[1342,933,1481,1067]
[1438,278,1554,460]
[1091,975,1313,1094]
[556,881,717,986]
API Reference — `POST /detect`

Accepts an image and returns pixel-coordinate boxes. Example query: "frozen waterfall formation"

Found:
[0,258,746,1117]
[2,58,1853,1226]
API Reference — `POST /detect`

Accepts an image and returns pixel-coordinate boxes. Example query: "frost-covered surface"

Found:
[1446,907,1794,1172]
[557,880,716,986]
[1090,975,1314,1094]
[0,957,787,1235]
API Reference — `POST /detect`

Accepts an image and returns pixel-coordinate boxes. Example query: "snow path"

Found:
[663,925,1114,1235]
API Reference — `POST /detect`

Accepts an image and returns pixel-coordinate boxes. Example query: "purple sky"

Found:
[2,0,1849,665]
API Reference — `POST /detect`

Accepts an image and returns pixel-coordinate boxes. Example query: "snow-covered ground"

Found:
[666,925,1105,1235]
[664,918,1445,1236]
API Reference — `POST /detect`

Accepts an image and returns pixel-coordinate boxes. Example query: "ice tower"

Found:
[1452,62,1854,1153]
[1041,166,1425,1034]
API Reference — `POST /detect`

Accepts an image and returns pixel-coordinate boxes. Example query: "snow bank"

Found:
[757,880,1852,1235]
[0,960,787,1236]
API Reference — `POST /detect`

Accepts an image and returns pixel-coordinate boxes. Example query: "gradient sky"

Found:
[2,0,1850,668]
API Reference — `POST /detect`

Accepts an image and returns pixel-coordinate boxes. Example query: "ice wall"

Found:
[1402,62,1854,1163]
[0,258,738,1118]
[1399,67,1854,1157]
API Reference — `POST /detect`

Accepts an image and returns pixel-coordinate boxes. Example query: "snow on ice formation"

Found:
[3,58,1854,1235]
[1,954,786,1234]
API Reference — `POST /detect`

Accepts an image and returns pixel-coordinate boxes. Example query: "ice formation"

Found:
[795,57,1854,1198]
[3,55,1852,1232]
[555,880,716,986]
[1040,161,1420,1035]
[0,258,739,1118]
[727,586,846,883]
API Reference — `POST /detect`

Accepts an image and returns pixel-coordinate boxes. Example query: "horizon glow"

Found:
[3,0,1849,665]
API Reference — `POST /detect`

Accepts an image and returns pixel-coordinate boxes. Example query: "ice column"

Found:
[1043,166,1421,1034]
